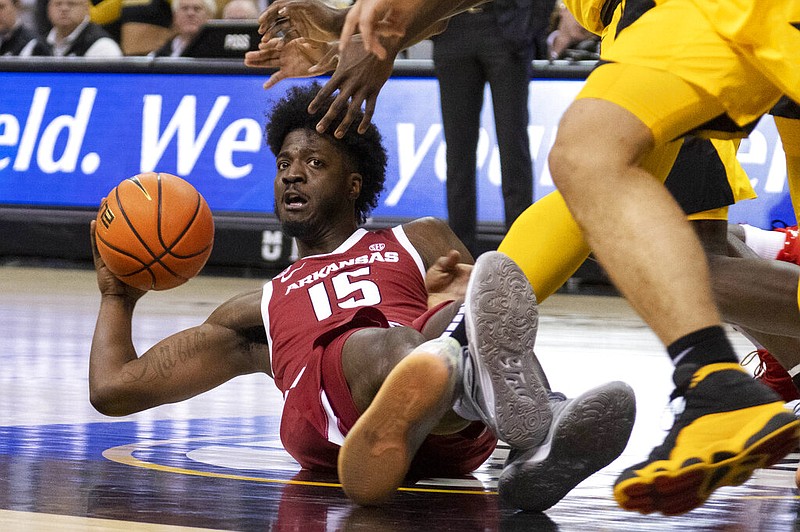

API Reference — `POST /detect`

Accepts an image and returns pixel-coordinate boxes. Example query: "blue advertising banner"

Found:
[0,71,793,228]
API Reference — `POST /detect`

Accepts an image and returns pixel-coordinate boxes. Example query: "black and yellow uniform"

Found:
[558,2,800,516]
[578,0,800,143]
[498,0,757,301]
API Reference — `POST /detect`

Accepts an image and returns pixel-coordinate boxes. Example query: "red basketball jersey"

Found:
[262,226,428,395]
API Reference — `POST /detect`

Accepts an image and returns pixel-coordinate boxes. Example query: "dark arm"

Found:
[89,222,269,416]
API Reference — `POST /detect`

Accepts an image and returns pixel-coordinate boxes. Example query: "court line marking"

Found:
[103,435,800,502]
[102,435,498,496]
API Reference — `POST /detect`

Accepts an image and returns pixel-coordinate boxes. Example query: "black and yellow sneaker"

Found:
[614,362,800,515]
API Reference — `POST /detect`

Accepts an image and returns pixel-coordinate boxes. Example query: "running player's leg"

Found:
[549,0,798,515]
[498,141,681,303]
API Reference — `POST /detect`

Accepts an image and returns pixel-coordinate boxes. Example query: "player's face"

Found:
[274,129,360,240]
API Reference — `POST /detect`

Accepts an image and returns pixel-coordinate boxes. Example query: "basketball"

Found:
[95,172,215,291]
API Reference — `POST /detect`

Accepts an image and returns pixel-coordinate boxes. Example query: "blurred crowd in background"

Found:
[0,0,600,61]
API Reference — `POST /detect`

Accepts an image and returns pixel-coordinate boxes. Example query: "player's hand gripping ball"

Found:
[95,172,214,291]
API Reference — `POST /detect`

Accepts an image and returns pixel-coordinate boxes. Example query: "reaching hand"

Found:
[425,250,473,308]
[308,35,394,137]
[245,37,338,89]
[259,0,347,43]
[90,219,147,302]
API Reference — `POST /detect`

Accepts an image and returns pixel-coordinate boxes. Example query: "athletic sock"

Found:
[740,224,786,260]
[438,304,480,420]
[667,325,738,368]
[497,191,590,302]
[439,303,468,346]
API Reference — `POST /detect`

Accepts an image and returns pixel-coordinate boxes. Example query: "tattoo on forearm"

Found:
[121,331,209,383]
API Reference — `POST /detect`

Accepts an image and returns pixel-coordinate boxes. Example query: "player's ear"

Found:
[348,173,362,200]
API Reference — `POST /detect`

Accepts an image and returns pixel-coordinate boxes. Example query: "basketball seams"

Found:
[115,183,160,263]
[116,174,190,283]
[111,180,177,287]
[159,191,208,259]
[97,172,214,291]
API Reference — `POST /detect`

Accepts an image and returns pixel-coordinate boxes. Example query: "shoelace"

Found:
[740,350,766,378]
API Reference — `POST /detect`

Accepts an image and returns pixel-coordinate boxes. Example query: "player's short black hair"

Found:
[265,83,387,225]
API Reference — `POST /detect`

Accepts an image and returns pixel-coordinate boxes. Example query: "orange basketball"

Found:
[95,172,215,291]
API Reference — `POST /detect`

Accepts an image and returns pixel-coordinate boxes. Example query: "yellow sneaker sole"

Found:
[614,402,800,515]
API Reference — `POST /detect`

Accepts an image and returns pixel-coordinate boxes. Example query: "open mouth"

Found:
[283,191,308,210]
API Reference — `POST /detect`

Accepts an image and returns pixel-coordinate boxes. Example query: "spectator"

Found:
[46,0,122,56]
[149,0,214,57]
[221,0,257,19]
[0,0,51,55]
[119,0,171,55]
[36,0,123,46]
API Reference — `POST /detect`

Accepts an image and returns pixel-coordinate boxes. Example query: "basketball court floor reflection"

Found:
[1,265,799,531]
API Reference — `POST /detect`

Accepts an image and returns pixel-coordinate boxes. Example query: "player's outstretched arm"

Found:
[307,35,394,137]
[89,222,269,416]
[246,0,346,87]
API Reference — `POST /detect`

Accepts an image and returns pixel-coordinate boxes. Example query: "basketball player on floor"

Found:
[88,83,636,511]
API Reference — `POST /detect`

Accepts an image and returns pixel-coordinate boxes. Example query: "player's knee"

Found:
[548,134,588,192]
[380,327,429,377]
[344,327,428,411]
